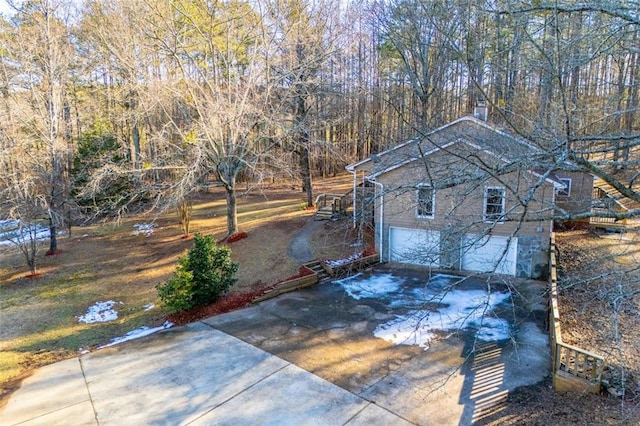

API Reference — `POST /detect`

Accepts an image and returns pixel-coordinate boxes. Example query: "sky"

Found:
[0,1,14,17]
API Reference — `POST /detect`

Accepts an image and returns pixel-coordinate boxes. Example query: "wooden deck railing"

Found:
[314,192,352,220]
[549,234,605,393]
[590,207,626,226]
[555,343,604,381]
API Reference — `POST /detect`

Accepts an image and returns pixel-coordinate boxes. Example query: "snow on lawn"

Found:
[0,220,53,246]
[97,321,174,349]
[75,301,173,352]
[76,300,174,354]
[334,273,512,349]
[77,301,122,324]
[132,223,156,237]
[334,273,404,300]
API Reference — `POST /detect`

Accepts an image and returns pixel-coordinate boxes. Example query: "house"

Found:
[346,116,593,279]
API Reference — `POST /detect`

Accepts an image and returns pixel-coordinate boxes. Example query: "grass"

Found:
[0,175,360,402]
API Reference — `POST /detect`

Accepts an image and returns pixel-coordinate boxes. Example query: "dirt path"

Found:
[287,219,323,264]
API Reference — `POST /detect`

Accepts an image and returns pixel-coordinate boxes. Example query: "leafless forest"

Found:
[1,0,638,241]
[1,0,640,416]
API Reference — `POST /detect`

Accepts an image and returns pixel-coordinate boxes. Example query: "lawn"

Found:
[0,174,359,404]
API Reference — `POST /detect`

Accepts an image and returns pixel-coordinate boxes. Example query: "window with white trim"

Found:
[417,186,435,218]
[484,187,505,222]
[557,178,572,196]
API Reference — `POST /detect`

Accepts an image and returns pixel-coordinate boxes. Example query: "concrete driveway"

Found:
[207,267,549,425]
[1,267,549,425]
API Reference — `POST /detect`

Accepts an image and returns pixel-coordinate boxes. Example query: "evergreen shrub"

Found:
[157,233,238,313]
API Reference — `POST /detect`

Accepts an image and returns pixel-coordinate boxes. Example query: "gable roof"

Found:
[346,116,563,187]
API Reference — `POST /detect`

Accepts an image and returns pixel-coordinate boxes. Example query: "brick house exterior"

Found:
[346,116,592,279]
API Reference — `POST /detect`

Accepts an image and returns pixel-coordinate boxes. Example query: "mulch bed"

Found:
[167,265,317,326]
[167,291,261,326]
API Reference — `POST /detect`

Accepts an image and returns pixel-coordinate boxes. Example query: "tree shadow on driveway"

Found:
[205,267,550,425]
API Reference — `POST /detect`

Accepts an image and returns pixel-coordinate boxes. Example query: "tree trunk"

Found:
[537,13,555,128]
[225,184,238,236]
[132,121,141,170]
[300,143,313,207]
[26,251,37,276]
[48,216,58,253]
[294,38,313,207]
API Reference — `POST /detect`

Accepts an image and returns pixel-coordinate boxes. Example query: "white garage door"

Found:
[462,235,518,275]
[389,227,440,266]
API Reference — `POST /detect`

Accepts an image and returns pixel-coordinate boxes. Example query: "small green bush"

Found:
[157,233,238,313]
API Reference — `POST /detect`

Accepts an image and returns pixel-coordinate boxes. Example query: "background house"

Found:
[346,116,592,279]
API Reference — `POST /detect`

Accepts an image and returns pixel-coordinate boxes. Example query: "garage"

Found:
[388,227,440,266]
[461,234,518,275]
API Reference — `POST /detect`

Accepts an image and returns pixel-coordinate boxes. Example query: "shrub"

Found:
[157,233,238,313]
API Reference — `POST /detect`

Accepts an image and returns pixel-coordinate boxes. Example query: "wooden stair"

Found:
[313,192,351,220]
[314,207,336,221]
[304,260,331,282]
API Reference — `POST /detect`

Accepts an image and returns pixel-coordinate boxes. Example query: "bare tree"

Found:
[263,0,340,207]
[0,0,76,261]
[0,130,50,275]
[133,0,278,236]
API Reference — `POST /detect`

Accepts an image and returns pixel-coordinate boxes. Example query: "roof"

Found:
[346,116,563,188]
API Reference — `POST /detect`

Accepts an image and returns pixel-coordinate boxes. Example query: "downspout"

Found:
[370,179,384,261]
[346,165,357,228]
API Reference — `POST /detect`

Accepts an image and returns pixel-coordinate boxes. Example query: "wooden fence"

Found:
[549,234,605,393]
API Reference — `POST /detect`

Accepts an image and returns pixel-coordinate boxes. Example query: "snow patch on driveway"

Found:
[334,273,512,349]
[334,273,404,300]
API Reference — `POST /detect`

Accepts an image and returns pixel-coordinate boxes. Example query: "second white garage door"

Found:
[389,227,440,266]
[461,235,518,275]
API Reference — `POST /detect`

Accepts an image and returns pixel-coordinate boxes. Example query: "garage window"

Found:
[417,185,435,218]
[484,187,505,222]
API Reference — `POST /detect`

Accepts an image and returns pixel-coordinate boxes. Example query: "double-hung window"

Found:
[557,178,572,196]
[417,185,435,218]
[484,187,505,222]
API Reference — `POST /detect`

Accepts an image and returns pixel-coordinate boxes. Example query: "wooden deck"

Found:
[313,192,351,220]
[591,179,640,231]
